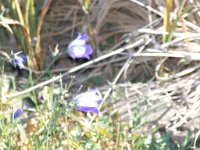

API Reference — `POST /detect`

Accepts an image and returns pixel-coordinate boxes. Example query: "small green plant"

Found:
[0,0,197,149]
[0,0,51,71]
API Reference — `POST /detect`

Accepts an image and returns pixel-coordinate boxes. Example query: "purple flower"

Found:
[11,51,26,69]
[68,33,93,60]
[74,89,103,114]
[14,109,23,119]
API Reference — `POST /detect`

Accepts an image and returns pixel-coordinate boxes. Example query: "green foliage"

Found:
[0,0,44,70]
[0,71,182,149]
[0,0,196,149]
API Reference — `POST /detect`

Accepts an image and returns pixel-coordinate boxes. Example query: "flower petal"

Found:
[77,33,88,41]
[68,46,86,58]
[76,106,99,114]
[76,99,98,108]
[68,39,86,47]
[68,33,88,48]
[19,54,26,61]
[85,44,93,55]
[75,92,102,104]
[74,90,103,114]
[17,61,25,69]
[11,60,18,68]
[11,52,26,69]
[14,109,23,119]
[84,55,90,60]
[67,33,93,59]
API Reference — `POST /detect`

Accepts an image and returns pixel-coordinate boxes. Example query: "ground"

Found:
[0,0,200,149]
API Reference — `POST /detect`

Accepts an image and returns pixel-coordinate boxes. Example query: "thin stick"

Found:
[5,47,200,98]
[3,47,200,97]
[129,0,200,32]
[86,56,134,132]
[5,38,145,98]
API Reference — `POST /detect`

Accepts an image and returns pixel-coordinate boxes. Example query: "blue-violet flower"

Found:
[11,51,26,69]
[14,109,23,119]
[74,89,103,114]
[68,33,93,60]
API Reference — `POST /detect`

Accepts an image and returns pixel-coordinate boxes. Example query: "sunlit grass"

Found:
[0,0,198,149]
[0,0,52,71]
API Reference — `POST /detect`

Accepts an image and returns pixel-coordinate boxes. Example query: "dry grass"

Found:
[2,0,200,148]
[42,0,200,112]
[36,1,199,98]
[40,0,200,148]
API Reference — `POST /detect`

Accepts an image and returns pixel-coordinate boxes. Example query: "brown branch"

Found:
[35,0,53,70]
